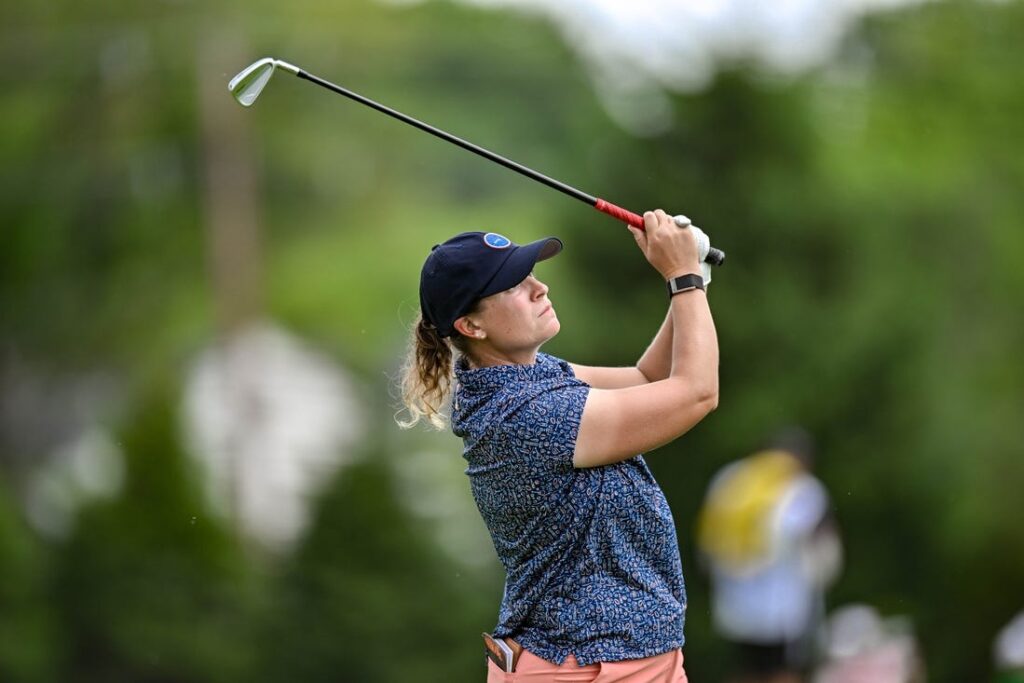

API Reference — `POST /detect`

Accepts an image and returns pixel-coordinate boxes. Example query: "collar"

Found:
[454,352,566,394]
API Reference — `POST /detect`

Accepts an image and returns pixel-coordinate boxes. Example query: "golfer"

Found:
[399,209,719,682]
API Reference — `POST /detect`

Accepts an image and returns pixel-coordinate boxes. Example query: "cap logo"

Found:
[483,232,511,249]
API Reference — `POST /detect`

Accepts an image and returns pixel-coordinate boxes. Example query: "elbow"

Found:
[707,390,720,413]
[705,367,720,412]
[666,375,719,416]
[699,388,719,416]
[697,377,719,415]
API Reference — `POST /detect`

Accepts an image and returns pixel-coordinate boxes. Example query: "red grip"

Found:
[595,198,645,229]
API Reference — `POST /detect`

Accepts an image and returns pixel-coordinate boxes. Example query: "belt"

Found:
[482,632,524,673]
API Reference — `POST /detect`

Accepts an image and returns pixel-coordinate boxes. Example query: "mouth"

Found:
[539,304,553,317]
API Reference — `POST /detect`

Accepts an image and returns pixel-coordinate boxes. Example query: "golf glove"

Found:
[673,215,712,287]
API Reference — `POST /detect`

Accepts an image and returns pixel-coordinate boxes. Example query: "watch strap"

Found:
[666,273,705,297]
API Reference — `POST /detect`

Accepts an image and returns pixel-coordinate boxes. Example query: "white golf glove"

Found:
[673,215,712,287]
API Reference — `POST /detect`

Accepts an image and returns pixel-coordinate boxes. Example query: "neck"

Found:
[467,345,540,369]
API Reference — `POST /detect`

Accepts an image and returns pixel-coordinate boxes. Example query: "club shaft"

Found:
[294,69,725,266]
[297,70,598,206]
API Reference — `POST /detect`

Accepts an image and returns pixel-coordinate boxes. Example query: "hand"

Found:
[674,217,712,288]
[628,209,702,280]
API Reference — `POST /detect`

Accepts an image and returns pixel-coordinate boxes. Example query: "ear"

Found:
[453,315,486,340]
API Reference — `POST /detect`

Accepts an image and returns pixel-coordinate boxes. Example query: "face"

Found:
[455,273,560,364]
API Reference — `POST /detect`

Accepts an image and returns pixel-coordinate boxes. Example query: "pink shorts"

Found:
[486,647,688,683]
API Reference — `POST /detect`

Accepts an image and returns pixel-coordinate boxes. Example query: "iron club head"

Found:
[228,58,300,107]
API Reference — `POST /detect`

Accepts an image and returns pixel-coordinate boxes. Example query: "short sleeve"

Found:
[489,378,590,469]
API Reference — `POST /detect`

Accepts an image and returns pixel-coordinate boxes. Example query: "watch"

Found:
[666,273,705,297]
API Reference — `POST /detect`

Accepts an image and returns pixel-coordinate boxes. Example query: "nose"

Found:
[529,276,549,299]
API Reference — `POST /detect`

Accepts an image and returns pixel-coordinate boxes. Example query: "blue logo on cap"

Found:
[484,233,511,249]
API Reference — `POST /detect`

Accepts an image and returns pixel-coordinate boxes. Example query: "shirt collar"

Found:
[454,352,564,393]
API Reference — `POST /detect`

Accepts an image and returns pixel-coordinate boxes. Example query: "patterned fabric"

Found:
[453,352,686,666]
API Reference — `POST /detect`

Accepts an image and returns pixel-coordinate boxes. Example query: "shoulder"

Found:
[780,474,829,511]
[536,351,577,376]
[495,371,588,422]
[492,370,589,461]
[773,474,830,534]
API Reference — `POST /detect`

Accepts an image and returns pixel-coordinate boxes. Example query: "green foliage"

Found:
[0,483,56,682]
[1,0,1022,680]
[50,385,256,682]
[256,452,494,682]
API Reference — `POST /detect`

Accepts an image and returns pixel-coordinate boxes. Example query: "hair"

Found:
[396,312,475,430]
[765,425,816,467]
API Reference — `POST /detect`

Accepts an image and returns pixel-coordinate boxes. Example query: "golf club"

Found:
[229,57,725,266]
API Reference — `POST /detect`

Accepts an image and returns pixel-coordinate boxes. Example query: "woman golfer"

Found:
[399,209,718,682]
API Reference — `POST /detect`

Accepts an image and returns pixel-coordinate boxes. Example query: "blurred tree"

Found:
[1,0,1022,681]
[0,482,56,682]
[49,384,257,682]
[256,446,494,682]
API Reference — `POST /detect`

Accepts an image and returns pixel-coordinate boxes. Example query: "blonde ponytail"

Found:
[397,314,466,430]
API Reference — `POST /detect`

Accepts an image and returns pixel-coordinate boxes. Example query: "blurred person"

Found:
[696,427,842,683]
[398,210,718,682]
[813,604,925,683]
[994,610,1024,683]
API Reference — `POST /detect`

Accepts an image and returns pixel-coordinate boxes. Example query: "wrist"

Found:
[661,261,702,280]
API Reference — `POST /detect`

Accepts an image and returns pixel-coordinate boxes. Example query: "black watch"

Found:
[666,273,705,298]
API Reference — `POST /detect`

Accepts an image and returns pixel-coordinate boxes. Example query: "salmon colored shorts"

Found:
[486,647,688,683]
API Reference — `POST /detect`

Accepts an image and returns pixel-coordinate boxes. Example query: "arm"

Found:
[569,308,673,389]
[573,210,719,468]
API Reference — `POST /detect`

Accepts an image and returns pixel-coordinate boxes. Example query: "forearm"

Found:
[668,289,718,401]
[574,295,719,467]
[635,308,673,382]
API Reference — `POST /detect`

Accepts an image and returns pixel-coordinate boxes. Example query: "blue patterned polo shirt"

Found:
[452,352,686,666]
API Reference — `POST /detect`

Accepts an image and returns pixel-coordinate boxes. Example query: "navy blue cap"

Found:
[419,231,563,337]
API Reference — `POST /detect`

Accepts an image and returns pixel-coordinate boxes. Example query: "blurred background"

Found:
[2,0,1023,680]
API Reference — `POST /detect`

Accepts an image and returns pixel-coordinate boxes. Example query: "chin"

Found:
[544,318,561,338]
